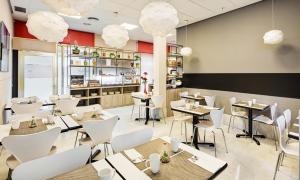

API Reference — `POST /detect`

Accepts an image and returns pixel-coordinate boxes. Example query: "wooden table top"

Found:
[10,119,47,135]
[233,101,269,111]
[131,94,152,100]
[122,138,213,180]
[180,95,205,101]
[51,164,99,180]
[171,106,211,116]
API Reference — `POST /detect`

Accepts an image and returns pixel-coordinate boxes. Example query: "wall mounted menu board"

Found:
[0,21,10,72]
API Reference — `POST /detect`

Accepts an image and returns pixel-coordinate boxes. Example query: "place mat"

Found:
[51,164,98,180]
[190,106,211,115]
[72,113,104,126]
[144,151,212,180]
[10,119,47,135]
[122,138,179,170]
[234,101,268,111]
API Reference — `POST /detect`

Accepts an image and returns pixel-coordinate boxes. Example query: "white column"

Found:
[153,36,167,114]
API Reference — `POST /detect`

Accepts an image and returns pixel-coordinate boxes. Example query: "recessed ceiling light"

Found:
[83,22,91,26]
[87,17,99,21]
[57,12,81,19]
[167,33,173,37]
[120,23,138,30]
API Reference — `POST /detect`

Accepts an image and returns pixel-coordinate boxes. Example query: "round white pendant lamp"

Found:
[139,1,179,37]
[180,20,192,56]
[26,11,69,42]
[43,0,100,17]
[102,25,129,49]
[263,0,283,45]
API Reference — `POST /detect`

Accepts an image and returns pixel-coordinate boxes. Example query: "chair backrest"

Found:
[111,127,153,153]
[11,101,43,115]
[210,108,224,129]
[276,115,288,151]
[204,96,216,107]
[56,98,79,115]
[170,100,185,117]
[283,109,292,128]
[2,127,61,163]
[270,103,278,121]
[83,116,118,145]
[229,97,237,113]
[179,91,188,97]
[151,95,164,108]
[9,113,33,123]
[12,145,90,180]
[11,96,39,104]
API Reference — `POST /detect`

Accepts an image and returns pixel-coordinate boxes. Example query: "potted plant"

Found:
[72,46,80,54]
[160,151,170,163]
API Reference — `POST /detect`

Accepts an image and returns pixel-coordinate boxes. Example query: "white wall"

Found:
[141,53,154,84]
[0,0,13,124]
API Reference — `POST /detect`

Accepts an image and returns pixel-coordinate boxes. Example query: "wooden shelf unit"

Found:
[167,44,184,88]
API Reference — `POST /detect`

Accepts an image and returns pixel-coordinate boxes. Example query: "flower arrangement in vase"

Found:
[141,72,148,94]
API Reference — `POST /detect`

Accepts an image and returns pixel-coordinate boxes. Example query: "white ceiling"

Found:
[10,0,262,43]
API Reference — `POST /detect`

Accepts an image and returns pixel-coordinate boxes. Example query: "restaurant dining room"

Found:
[0,0,299,179]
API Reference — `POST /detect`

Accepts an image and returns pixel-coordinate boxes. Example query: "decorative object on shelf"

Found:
[116,53,121,58]
[83,50,88,56]
[263,0,284,45]
[106,59,112,67]
[83,60,88,66]
[92,51,99,58]
[141,72,148,94]
[43,0,100,18]
[92,59,97,66]
[26,11,68,42]
[134,55,141,61]
[102,24,129,49]
[180,20,192,56]
[87,80,100,87]
[109,52,116,59]
[72,46,80,54]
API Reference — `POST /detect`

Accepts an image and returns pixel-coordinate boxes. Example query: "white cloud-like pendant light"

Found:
[263,30,284,44]
[139,1,179,37]
[180,47,192,56]
[43,0,100,17]
[263,0,283,45]
[102,25,129,49]
[26,11,69,42]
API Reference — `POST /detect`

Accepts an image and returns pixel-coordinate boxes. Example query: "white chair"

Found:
[169,100,192,143]
[283,109,291,128]
[253,103,278,150]
[55,98,79,115]
[11,101,43,115]
[148,95,166,127]
[228,97,248,133]
[79,116,118,159]
[111,127,153,153]
[192,108,228,157]
[204,96,216,107]
[179,91,188,97]
[131,92,146,120]
[273,115,299,180]
[2,127,61,171]
[12,145,91,180]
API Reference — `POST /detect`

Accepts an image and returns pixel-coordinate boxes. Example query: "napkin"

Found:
[124,149,143,163]
[188,157,223,173]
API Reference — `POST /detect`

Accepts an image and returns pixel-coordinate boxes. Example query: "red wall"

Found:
[14,20,95,46]
[137,41,153,54]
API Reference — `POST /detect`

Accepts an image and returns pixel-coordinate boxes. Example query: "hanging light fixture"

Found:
[180,20,192,56]
[102,12,129,49]
[263,0,283,44]
[43,0,100,18]
[26,11,69,42]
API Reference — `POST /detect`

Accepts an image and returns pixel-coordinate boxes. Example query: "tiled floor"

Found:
[0,105,298,179]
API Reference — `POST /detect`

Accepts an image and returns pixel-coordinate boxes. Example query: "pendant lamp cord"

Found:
[271,0,274,28]
[185,20,188,46]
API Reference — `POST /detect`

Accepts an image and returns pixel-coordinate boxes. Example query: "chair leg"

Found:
[220,128,228,153]
[74,131,79,148]
[138,106,141,119]
[228,115,233,133]
[280,152,285,166]
[181,121,183,135]
[184,122,188,143]
[273,151,283,180]
[89,148,93,164]
[161,109,167,124]
[273,126,278,151]
[131,105,135,120]
[169,120,175,136]
[212,131,216,157]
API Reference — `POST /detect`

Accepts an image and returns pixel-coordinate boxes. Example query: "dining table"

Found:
[232,101,270,145]
[4,99,56,111]
[171,104,219,150]
[131,93,154,125]
[180,94,205,102]
[288,123,299,140]
[54,137,227,180]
